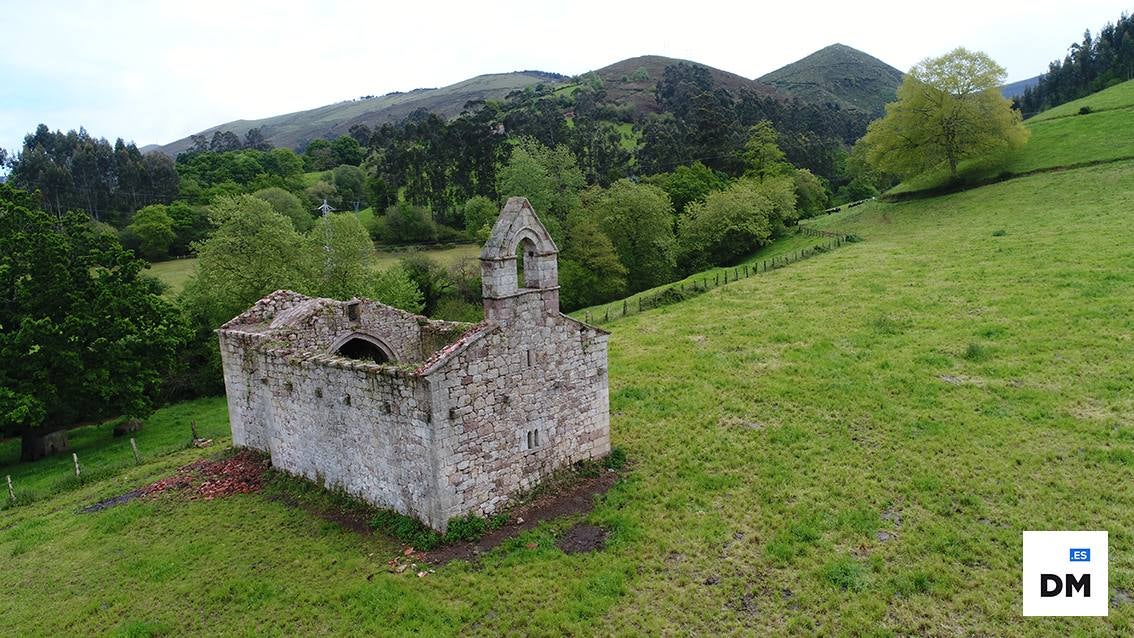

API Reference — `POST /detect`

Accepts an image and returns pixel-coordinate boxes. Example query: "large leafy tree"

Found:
[642,161,726,215]
[122,204,176,260]
[307,212,375,301]
[862,48,1029,178]
[742,121,790,180]
[558,212,628,311]
[0,184,183,460]
[677,177,797,272]
[584,179,676,292]
[496,138,585,238]
[181,195,312,330]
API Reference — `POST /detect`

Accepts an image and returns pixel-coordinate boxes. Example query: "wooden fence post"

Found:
[6,475,14,503]
[130,437,141,465]
[604,308,609,322]
[623,299,628,316]
[72,453,81,481]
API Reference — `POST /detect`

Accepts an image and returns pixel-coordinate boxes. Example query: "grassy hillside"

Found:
[758,43,903,115]
[890,79,1134,196]
[5,156,1132,634]
[572,229,838,323]
[1029,77,1134,122]
[152,71,567,155]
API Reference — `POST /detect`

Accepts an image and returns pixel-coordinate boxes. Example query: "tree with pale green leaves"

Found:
[253,186,311,232]
[583,179,676,292]
[182,195,311,329]
[496,138,584,238]
[862,48,1029,179]
[462,195,498,241]
[307,212,375,301]
[372,265,425,314]
[677,176,797,271]
[743,120,790,181]
[123,204,176,260]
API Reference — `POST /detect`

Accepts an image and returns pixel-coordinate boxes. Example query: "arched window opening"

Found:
[335,337,390,364]
[516,237,537,289]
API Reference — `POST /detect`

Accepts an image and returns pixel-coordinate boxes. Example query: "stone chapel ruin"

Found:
[218,197,611,531]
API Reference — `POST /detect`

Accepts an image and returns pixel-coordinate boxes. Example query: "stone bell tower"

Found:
[479,197,560,323]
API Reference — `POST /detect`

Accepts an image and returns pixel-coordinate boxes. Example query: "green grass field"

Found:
[890,79,1134,196]
[5,157,1131,634]
[1029,79,1134,122]
[149,244,479,295]
[147,258,197,294]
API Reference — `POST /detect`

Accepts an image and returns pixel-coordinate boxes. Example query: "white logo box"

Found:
[1023,530,1108,617]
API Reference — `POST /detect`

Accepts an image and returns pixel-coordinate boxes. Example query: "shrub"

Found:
[443,514,487,542]
[384,202,436,243]
[640,286,693,310]
[1078,105,1093,115]
[963,342,990,361]
[370,510,441,550]
[603,446,627,470]
[991,229,1007,236]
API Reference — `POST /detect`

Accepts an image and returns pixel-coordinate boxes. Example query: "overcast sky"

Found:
[1,0,1130,156]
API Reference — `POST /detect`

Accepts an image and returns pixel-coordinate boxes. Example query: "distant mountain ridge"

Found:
[149,71,567,156]
[1001,75,1041,99]
[758,43,904,115]
[150,46,905,155]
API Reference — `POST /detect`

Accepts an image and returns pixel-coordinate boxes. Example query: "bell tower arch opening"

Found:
[479,197,560,321]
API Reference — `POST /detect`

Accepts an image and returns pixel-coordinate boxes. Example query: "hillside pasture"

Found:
[5,158,1132,634]
[890,79,1134,197]
[1028,77,1134,122]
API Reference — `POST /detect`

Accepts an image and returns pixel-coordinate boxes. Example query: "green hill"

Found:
[890,79,1134,196]
[591,55,784,117]
[150,71,568,155]
[758,43,903,115]
[5,82,1134,634]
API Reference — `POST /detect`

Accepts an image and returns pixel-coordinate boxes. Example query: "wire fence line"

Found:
[582,226,860,325]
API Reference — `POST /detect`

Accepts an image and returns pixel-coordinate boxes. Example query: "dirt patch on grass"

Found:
[80,489,144,513]
[423,469,619,565]
[556,523,609,554]
[80,450,270,513]
[266,492,374,537]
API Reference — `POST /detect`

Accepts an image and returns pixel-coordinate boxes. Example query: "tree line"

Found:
[1017,10,1134,114]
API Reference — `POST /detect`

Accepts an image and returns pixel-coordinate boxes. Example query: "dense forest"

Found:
[1017,11,1134,114]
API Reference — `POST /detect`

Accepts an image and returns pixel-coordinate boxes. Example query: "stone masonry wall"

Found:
[424,289,610,522]
[219,330,445,526]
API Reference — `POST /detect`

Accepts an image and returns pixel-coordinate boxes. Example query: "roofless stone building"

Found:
[218,198,611,531]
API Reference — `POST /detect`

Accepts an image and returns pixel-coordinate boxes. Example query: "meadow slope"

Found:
[2,161,1133,635]
[890,79,1134,197]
